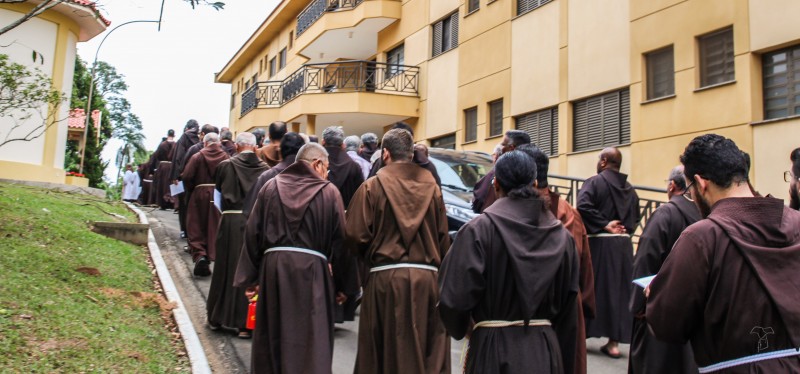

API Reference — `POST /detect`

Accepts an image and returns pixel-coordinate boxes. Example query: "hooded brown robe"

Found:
[345,162,451,374]
[539,187,596,374]
[137,163,153,205]
[257,142,282,167]
[171,129,200,232]
[367,147,442,186]
[471,169,496,214]
[221,139,237,157]
[577,169,640,344]
[151,138,176,209]
[206,151,268,331]
[439,197,579,374]
[325,146,364,209]
[181,143,229,262]
[242,154,295,219]
[647,197,800,373]
[628,195,699,374]
[233,161,356,374]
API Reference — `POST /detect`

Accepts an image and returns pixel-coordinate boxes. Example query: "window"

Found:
[518,0,553,16]
[279,48,287,70]
[464,107,477,143]
[516,107,558,156]
[431,134,456,150]
[488,99,503,137]
[245,79,250,90]
[763,45,800,120]
[252,73,258,85]
[386,44,404,77]
[573,89,630,152]
[269,57,276,77]
[289,31,294,49]
[259,60,263,74]
[432,11,459,58]
[699,27,735,87]
[468,0,479,13]
[230,93,236,110]
[646,46,675,100]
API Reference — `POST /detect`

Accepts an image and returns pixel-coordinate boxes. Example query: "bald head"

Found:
[597,147,622,173]
[296,142,329,163]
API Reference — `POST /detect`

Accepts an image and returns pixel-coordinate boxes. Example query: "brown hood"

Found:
[200,142,229,178]
[376,162,438,248]
[598,169,639,231]
[484,197,576,319]
[258,143,282,167]
[707,197,800,344]
[276,160,331,234]
[230,152,269,194]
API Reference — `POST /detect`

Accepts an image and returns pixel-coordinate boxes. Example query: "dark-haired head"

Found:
[500,130,531,154]
[790,148,800,177]
[382,128,414,162]
[516,144,549,188]
[269,121,287,141]
[280,132,305,159]
[167,129,175,137]
[391,122,414,137]
[201,124,218,135]
[494,150,538,199]
[680,134,748,189]
[185,119,199,131]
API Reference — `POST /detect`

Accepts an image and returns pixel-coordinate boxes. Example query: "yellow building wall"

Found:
[423,50,459,139]
[749,0,800,52]
[753,119,800,201]
[510,3,560,115]
[567,0,629,101]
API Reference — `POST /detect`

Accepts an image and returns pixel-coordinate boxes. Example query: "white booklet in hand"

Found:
[169,181,184,196]
[213,189,222,212]
[632,275,656,289]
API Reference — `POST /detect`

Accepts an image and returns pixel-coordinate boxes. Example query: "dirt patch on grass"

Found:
[75,267,101,276]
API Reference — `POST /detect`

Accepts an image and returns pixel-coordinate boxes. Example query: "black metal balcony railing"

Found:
[240,60,420,116]
[548,174,668,246]
[297,0,365,36]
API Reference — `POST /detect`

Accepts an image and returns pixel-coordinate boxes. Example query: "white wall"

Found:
[54,32,77,169]
[0,9,58,166]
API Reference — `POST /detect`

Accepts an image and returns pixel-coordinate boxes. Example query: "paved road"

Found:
[147,208,629,373]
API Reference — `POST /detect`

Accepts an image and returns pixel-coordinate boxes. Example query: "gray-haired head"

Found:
[251,128,266,146]
[322,126,345,147]
[361,132,378,146]
[235,132,256,147]
[203,132,220,144]
[220,130,233,141]
[344,135,361,152]
[296,142,329,163]
[668,165,687,191]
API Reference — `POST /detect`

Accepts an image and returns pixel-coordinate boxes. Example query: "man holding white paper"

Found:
[629,165,699,374]
[647,134,800,373]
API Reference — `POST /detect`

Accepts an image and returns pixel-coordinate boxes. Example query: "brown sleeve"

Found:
[434,189,451,260]
[344,181,376,259]
[233,188,267,288]
[570,209,596,318]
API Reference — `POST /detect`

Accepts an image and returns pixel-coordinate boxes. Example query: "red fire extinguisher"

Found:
[246,295,257,330]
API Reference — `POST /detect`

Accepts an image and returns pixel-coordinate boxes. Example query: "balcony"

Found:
[240,60,420,117]
[294,0,401,63]
[297,0,364,36]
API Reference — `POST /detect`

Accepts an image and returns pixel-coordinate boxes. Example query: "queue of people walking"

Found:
[130,119,800,374]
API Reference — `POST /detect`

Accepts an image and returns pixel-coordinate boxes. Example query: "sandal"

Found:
[600,345,622,359]
[237,330,252,339]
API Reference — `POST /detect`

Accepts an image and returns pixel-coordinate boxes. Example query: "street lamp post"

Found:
[78,19,161,174]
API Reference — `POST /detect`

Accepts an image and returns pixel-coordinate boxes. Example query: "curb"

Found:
[125,203,211,374]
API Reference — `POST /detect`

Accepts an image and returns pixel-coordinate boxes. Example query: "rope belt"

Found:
[222,210,242,215]
[474,319,552,329]
[264,247,327,261]
[370,263,438,273]
[159,161,172,164]
[143,179,153,183]
[195,184,215,188]
[698,348,800,373]
[587,233,631,238]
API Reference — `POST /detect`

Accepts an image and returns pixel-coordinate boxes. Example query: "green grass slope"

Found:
[0,183,188,372]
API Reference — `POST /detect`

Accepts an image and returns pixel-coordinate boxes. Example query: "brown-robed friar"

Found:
[439,150,579,374]
[170,120,201,237]
[150,129,175,209]
[577,146,640,358]
[241,132,306,219]
[471,130,531,214]
[518,144,596,374]
[647,134,800,373]
[206,132,269,338]
[233,142,357,374]
[256,121,285,167]
[321,126,364,209]
[345,128,451,374]
[181,132,229,276]
[628,165,699,374]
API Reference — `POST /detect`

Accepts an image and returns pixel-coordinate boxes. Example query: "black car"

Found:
[427,148,494,233]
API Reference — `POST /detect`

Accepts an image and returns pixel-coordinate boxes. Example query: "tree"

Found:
[113,111,146,184]
[0,54,65,148]
[0,0,226,36]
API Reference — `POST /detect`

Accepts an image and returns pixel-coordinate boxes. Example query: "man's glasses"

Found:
[683,180,695,202]
[784,171,798,183]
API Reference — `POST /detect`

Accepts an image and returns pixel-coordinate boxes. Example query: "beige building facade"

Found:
[217,0,800,199]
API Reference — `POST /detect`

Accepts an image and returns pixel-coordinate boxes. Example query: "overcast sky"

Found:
[76,0,278,180]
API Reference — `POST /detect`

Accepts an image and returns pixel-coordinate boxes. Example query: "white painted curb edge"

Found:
[126,203,212,374]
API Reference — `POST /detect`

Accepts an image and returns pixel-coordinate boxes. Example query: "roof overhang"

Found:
[28,0,111,41]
